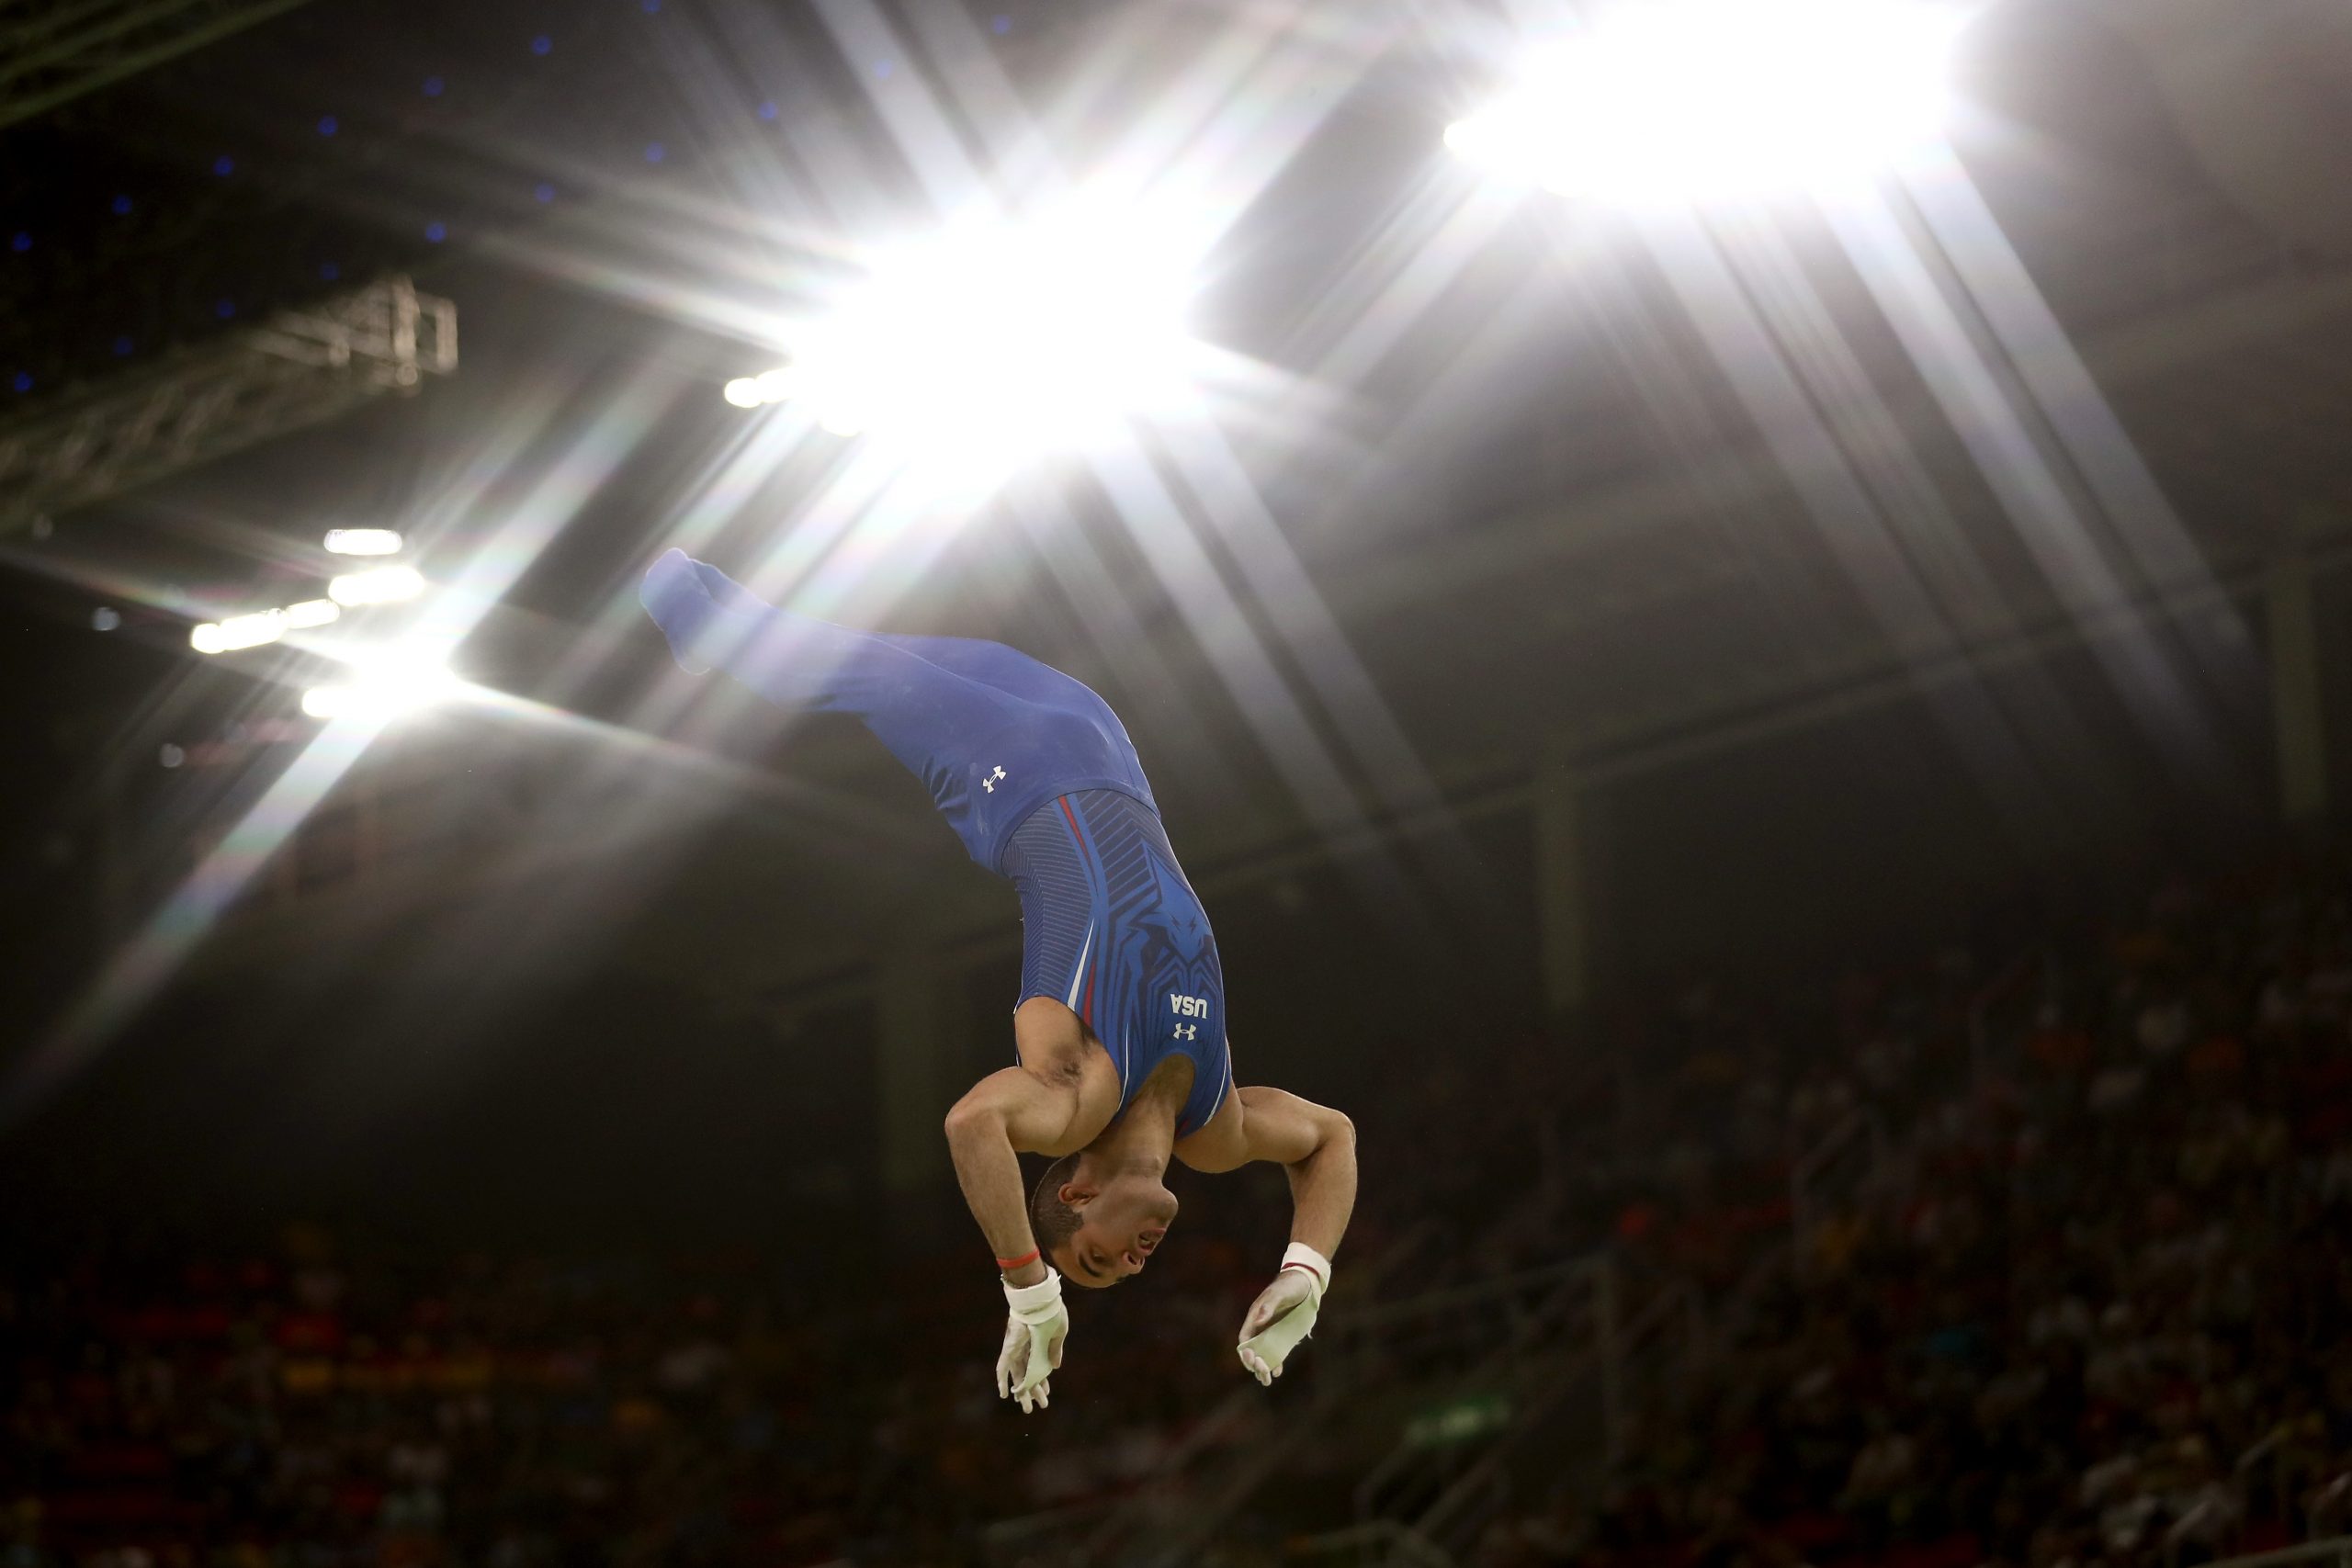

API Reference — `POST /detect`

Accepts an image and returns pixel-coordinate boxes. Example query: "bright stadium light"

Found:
[327,564,427,606]
[718,367,806,409]
[323,527,404,556]
[190,609,288,654]
[1446,0,1968,206]
[189,596,344,654]
[283,598,342,629]
[738,192,1205,457]
[300,652,458,721]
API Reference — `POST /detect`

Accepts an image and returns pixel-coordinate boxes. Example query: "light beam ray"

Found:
[1300,175,1530,391]
[8,368,676,1128]
[998,483,1226,768]
[1084,427,1447,956]
[1823,181,2251,797]
[1695,204,2120,844]
[1158,405,1502,914]
[1898,144,2264,710]
[2,714,391,1134]
[808,0,990,214]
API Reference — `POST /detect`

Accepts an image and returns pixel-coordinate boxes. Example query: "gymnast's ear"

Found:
[1028,1154,1090,1258]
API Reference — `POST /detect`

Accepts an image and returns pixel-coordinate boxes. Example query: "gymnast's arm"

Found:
[1178,1086,1357,1259]
[944,1068,1082,1287]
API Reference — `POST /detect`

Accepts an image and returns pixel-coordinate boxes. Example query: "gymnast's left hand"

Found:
[1235,1267,1321,1386]
[997,1268,1067,1414]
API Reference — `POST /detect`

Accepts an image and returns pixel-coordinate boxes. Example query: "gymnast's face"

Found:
[1053,1173,1178,1289]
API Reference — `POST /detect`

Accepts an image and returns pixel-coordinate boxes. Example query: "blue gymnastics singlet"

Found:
[1001,790,1230,1136]
[639,548,1157,872]
[639,551,1232,1131]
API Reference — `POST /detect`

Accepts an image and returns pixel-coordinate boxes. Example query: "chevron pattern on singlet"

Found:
[1005,795,1098,1015]
[1001,789,1228,1134]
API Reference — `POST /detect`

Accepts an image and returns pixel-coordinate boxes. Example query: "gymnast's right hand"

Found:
[996,1267,1068,1414]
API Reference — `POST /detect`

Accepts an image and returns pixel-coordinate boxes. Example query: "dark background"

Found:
[3,0,2350,1249]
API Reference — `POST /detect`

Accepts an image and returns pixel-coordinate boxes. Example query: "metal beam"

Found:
[0,0,320,130]
[0,275,456,536]
[1324,266,2352,641]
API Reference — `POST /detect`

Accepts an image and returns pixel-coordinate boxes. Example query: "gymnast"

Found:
[639,549,1357,1414]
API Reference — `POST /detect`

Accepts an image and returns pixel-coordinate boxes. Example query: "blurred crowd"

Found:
[11,855,2352,1568]
[0,1208,1306,1566]
[1484,856,2352,1568]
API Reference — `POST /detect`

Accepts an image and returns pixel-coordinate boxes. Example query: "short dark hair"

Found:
[1028,1154,1083,1260]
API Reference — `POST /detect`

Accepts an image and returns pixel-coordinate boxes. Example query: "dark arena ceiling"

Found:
[6,0,2352,1124]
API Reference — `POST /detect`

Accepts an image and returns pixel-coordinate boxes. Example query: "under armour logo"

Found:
[982,765,1007,794]
[1173,1023,1197,1042]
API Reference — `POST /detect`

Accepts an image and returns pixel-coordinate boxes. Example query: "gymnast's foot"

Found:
[690,558,770,617]
[639,547,720,674]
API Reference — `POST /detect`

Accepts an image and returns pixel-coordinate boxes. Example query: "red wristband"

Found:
[1282,1259,1326,1289]
[996,1248,1041,1271]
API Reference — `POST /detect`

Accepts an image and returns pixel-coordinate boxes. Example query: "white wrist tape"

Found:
[1281,1242,1332,1306]
[1003,1266,1063,1321]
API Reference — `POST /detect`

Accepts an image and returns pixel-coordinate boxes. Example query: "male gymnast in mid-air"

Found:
[639,548,1357,1414]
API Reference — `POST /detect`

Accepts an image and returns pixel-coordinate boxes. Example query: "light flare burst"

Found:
[749,193,1210,465]
[1447,0,1967,206]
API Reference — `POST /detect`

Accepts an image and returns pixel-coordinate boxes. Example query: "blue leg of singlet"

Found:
[873,634,1131,737]
[687,559,1118,728]
[678,557,1086,711]
[642,549,1033,785]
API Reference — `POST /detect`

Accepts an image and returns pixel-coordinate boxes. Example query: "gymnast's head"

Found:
[1029,1151,1177,1289]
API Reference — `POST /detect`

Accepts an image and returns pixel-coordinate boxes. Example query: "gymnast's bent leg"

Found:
[639,548,1036,789]
[680,555,1112,727]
